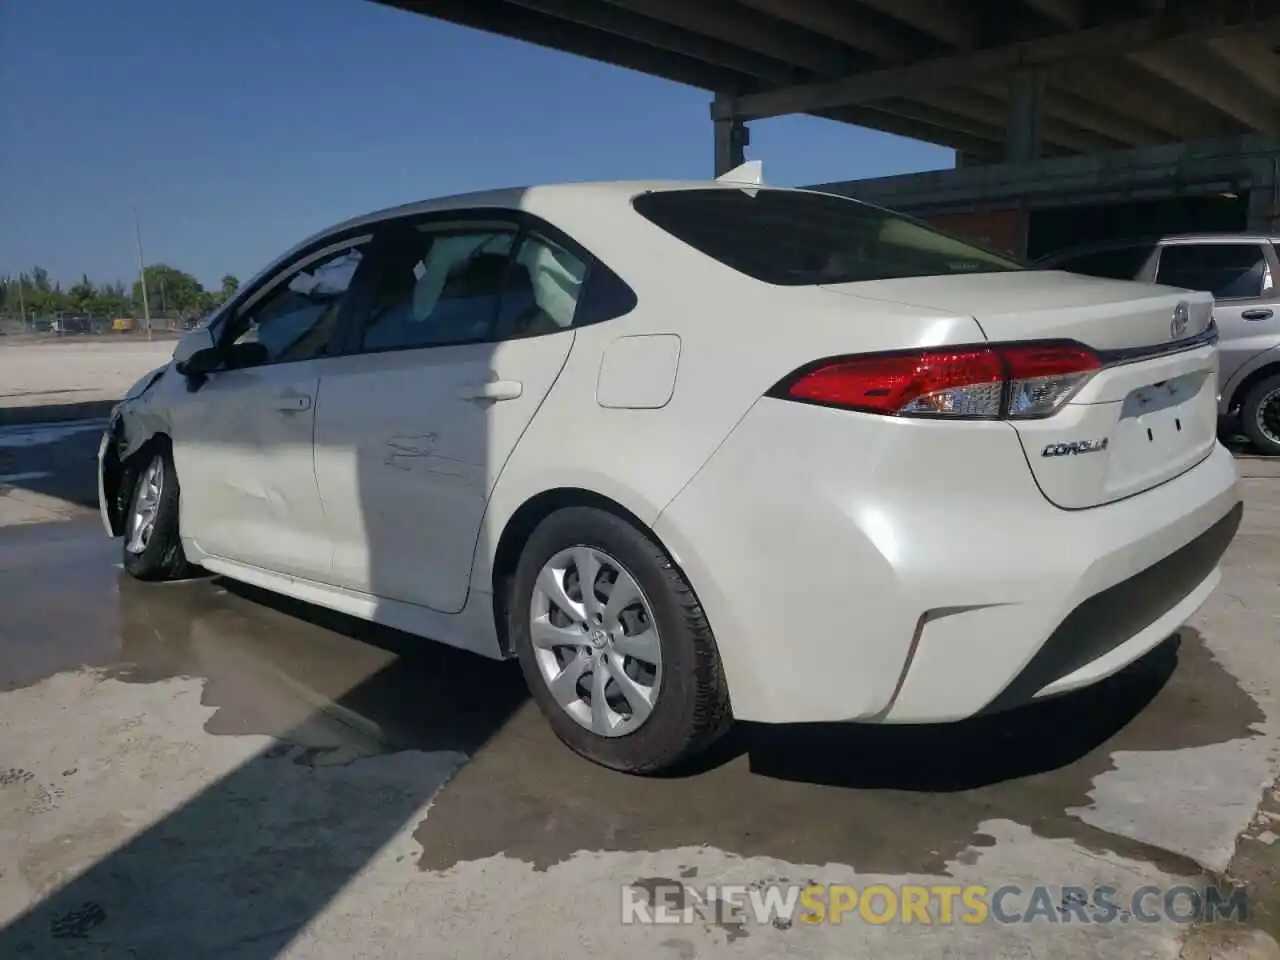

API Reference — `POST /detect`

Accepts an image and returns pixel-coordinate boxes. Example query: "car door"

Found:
[313,215,588,613]
[1154,241,1280,387]
[169,236,371,580]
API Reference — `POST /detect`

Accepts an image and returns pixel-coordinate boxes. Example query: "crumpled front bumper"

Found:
[97,408,125,537]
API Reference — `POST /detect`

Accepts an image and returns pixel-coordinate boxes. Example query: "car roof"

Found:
[235,180,823,303]
[317,179,813,241]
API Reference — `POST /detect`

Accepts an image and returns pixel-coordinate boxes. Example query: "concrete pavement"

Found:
[1,421,1280,957]
[0,338,174,422]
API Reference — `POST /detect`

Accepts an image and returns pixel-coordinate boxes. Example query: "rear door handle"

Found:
[1242,309,1274,321]
[459,380,523,402]
[274,392,312,412]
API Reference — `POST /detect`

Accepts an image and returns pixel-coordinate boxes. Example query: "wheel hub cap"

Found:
[529,546,663,738]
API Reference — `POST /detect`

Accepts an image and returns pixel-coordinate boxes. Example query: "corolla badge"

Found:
[1171,301,1190,339]
[1042,438,1109,457]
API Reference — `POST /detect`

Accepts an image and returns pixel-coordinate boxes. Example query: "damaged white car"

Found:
[99,172,1242,773]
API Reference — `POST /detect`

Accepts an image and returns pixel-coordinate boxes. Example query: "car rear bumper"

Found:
[653,397,1242,725]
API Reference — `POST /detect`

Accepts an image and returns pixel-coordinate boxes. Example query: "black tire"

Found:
[1241,373,1280,457]
[508,506,732,774]
[120,446,190,581]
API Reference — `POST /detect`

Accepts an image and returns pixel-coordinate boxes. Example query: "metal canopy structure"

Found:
[374,0,1280,172]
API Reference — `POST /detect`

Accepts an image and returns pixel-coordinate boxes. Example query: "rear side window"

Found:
[632,188,1022,286]
[1156,244,1271,300]
[1047,245,1153,281]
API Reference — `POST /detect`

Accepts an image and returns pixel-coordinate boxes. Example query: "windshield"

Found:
[632,188,1023,286]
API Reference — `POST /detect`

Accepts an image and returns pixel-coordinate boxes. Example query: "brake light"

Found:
[774,342,1102,420]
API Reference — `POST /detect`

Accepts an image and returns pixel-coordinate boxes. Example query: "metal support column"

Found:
[1005,69,1044,165]
[1004,69,1045,259]
[713,95,749,176]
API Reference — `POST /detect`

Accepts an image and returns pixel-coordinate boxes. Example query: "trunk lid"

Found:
[823,271,1219,509]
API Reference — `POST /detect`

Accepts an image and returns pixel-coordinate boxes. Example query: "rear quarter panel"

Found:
[470,187,987,593]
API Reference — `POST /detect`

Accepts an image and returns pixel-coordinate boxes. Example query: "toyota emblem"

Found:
[1171,301,1190,339]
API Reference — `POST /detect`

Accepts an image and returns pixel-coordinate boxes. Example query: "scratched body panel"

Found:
[312,333,573,614]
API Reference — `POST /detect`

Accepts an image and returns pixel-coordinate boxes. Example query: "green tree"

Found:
[95,281,129,318]
[219,274,240,302]
[68,274,97,313]
[131,264,205,316]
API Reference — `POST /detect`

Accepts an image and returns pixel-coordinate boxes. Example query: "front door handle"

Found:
[274,392,312,412]
[1242,309,1274,321]
[459,380,523,402]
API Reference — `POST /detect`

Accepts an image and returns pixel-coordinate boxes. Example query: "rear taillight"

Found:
[773,342,1102,420]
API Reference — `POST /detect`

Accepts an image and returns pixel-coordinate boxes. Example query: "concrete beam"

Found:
[1131,40,1280,133]
[852,0,978,48]
[381,0,748,92]
[504,0,800,83]
[974,77,1168,145]
[915,85,1124,154]
[1054,59,1246,140]
[881,98,1008,147]
[1038,86,1171,146]
[597,0,860,77]
[817,105,1000,158]
[1206,35,1280,102]
[713,9,1278,122]
[732,0,917,64]
[807,134,1280,212]
[713,12,1270,122]
[1023,0,1081,28]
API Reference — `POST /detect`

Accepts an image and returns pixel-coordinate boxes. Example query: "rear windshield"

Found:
[632,188,1022,286]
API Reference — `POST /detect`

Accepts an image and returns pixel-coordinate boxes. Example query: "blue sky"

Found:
[0,0,952,289]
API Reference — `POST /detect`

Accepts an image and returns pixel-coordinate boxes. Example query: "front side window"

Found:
[359,227,516,351]
[632,188,1022,286]
[229,245,364,364]
[1156,244,1271,300]
[357,224,589,350]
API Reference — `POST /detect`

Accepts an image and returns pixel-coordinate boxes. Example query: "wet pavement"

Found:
[2,421,1280,958]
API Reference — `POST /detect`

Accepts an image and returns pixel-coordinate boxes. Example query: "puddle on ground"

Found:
[411,627,1264,878]
[0,521,527,761]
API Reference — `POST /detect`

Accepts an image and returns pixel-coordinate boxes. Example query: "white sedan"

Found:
[98,171,1242,773]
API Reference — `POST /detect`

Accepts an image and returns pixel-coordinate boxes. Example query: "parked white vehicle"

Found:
[98,170,1242,773]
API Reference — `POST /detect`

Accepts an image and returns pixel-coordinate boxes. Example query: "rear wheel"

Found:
[121,448,190,581]
[1241,373,1280,457]
[509,506,731,774]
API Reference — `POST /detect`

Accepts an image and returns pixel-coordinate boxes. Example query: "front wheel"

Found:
[121,448,190,581]
[1241,373,1280,457]
[509,506,732,774]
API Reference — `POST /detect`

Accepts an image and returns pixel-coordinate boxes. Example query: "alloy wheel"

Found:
[125,455,164,555]
[1256,387,1280,448]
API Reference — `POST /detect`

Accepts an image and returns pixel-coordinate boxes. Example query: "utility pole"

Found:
[15,274,26,332]
[134,210,152,341]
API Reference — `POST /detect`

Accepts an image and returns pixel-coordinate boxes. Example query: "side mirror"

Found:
[178,345,222,377]
[173,326,217,373]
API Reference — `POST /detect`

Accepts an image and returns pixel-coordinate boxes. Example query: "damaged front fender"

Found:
[97,365,172,537]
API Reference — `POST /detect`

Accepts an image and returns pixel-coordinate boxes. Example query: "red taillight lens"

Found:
[776,342,1102,420]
